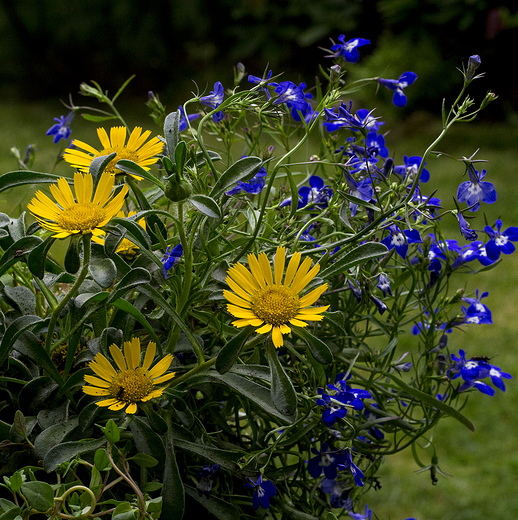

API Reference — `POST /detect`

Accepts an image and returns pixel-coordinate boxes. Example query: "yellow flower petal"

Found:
[142,341,156,372]
[274,246,286,285]
[109,345,127,371]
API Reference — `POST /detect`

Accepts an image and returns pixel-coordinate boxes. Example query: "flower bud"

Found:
[465,55,481,82]
[329,64,342,82]
[79,82,104,100]
[480,91,497,110]
[164,176,193,202]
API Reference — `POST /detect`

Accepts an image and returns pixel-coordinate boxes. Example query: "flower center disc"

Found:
[109,368,154,403]
[56,202,106,232]
[251,285,300,327]
[100,148,139,175]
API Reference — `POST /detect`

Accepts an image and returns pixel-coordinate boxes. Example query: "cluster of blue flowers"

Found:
[450,349,512,396]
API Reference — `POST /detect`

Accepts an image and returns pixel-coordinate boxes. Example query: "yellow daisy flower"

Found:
[223,246,329,348]
[114,210,146,259]
[63,126,163,180]
[82,337,176,414]
[27,171,128,241]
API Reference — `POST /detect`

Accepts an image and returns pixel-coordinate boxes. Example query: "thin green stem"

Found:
[45,235,91,355]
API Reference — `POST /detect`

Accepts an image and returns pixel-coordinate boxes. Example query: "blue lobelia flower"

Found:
[356,108,384,133]
[456,211,478,241]
[348,503,372,519]
[377,72,418,107]
[324,101,366,132]
[365,132,389,158]
[369,294,387,315]
[46,110,75,144]
[347,153,381,177]
[161,244,183,279]
[457,164,497,212]
[196,463,219,498]
[199,82,225,122]
[178,105,200,131]
[320,478,353,509]
[245,474,276,510]
[465,54,482,82]
[280,175,333,209]
[483,218,518,260]
[272,81,310,112]
[450,350,512,394]
[307,443,346,479]
[394,155,430,183]
[381,225,423,259]
[461,289,492,325]
[226,165,267,196]
[376,273,392,297]
[248,70,273,99]
[408,189,442,223]
[287,82,315,122]
[316,378,371,427]
[329,35,370,63]
[344,173,373,217]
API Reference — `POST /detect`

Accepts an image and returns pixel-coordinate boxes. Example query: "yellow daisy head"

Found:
[62,126,163,180]
[114,210,146,259]
[83,337,176,414]
[223,246,329,348]
[27,170,128,241]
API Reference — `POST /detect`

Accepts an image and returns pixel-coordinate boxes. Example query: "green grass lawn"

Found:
[1,100,518,520]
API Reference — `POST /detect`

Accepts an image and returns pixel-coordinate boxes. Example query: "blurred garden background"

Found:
[1,0,518,518]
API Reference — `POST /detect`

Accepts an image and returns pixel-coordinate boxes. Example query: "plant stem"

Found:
[45,234,91,355]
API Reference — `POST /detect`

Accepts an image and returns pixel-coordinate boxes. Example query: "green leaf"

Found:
[6,471,24,493]
[94,448,111,471]
[135,285,204,360]
[196,150,222,168]
[106,267,152,304]
[89,258,117,288]
[189,194,222,219]
[0,171,65,193]
[4,285,35,316]
[0,315,48,367]
[381,371,475,431]
[184,485,240,520]
[81,114,118,122]
[164,110,181,163]
[162,423,185,520]
[173,438,243,473]
[43,438,107,472]
[103,419,120,444]
[21,481,54,512]
[13,332,64,388]
[175,140,187,174]
[0,236,43,278]
[89,152,117,180]
[110,299,161,351]
[186,371,294,424]
[128,416,166,466]
[319,241,389,279]
[13,411,26,439]
[27,236,56,279]
[34,418,79,458]
[112,502,138,520]
[216,326,253,374]
[128,453,158,468]
[291,326,333,364]
[209,156,263,198]
[109,217,152,250]
[337,189,381,212]
[116,159,165,190]
[266,343,298,421]
[64,235,82,274]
